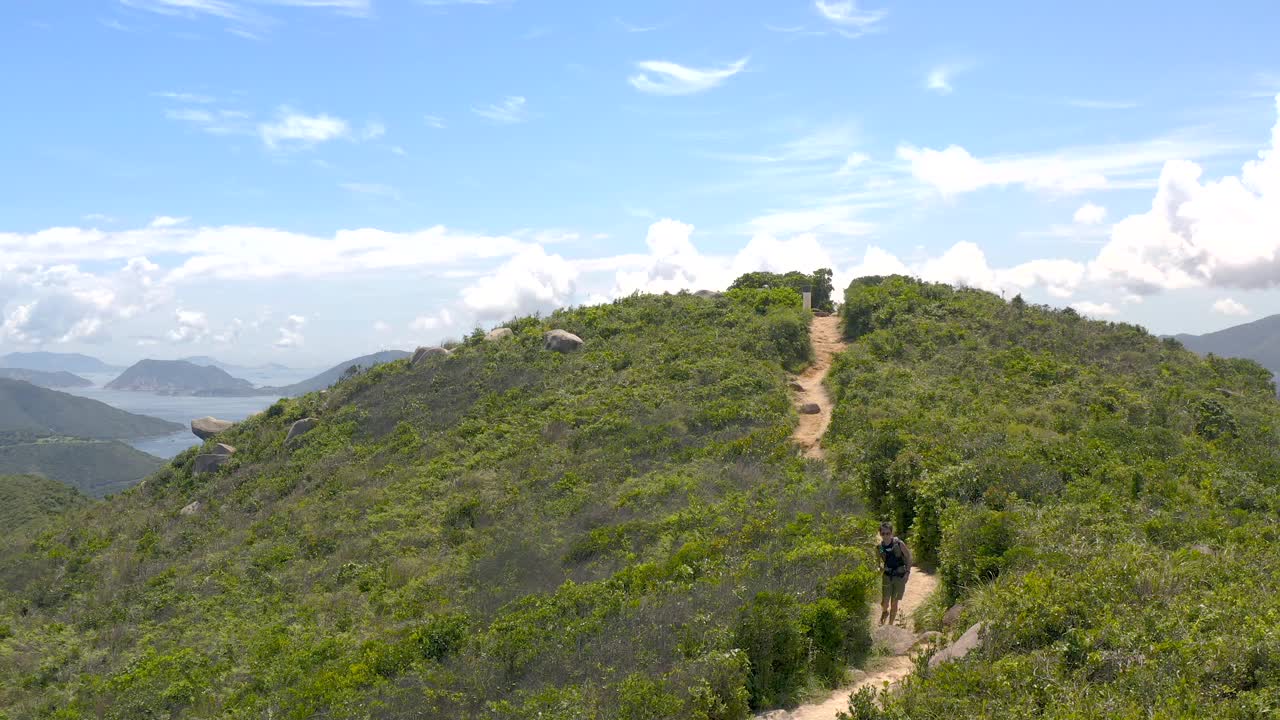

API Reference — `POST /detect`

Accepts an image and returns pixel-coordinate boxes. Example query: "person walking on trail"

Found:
[878,522,912,626]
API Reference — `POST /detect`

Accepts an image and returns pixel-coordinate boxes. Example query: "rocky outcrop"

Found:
[285,417,318,446]
[929,622,985,669]
[543,330,584,353]
[942,603,966,629]
[193,454,229,475]
[180,500,202,516]
[799,403,821,414]
[789,381,805,392]
[191,416,234,440]
[212,443,236,456]
[486,327,514,341]
[411,346,450,366]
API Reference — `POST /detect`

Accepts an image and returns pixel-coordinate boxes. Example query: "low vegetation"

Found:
[0,290,877,720]
[0,475,90,532]
[828,276,1280,718]
[0,436,165,498]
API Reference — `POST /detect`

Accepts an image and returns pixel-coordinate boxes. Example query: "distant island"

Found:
[1173,313,1280,376]
[0,351,119,374]
[106,359,259,396]
[261,350,411,396]
[0,368,93,388]
[179,355,294,375]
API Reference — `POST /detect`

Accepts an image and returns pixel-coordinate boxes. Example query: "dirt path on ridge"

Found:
[791,315,847,460]
[758,569,940,720]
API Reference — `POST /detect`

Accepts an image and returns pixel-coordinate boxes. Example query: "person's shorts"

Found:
[882,572,908,602]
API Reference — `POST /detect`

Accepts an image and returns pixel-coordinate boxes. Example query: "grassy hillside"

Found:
[0,378,181,439]
[0,292,881,720]
[0,474,91,532]
[0,438,165,497]
[827,277,1280,718]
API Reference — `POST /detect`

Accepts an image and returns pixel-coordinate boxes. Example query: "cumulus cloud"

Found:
[0,257,169,345]
[409,309,454,331]
[1212,298,1252,316]
[167,308,210,343]
[1071,301,1119,318]
[1073,202,1108,225]
[628,59,748,96]
[274,314,306,348]
[461,246,578,321]
[1088,98,1280,296]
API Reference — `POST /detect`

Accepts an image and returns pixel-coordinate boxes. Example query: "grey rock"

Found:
[486,327,514,341]
[411,346,451,366]
[285,417,319,446]
[693,289,722,299]
[799,403,821,414]
[914,630,945,648]
[942,603,966,628]
[543,329,584,353]
[180,500,202,516]
[191,416,234,440]
[1190,544,1215,557]
[789,381,805,392]
[193,453,231,475]
[212,443,236,456]
[929,622,985,669]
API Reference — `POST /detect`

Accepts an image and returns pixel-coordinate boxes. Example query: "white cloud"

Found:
[473,96,528,124]
[274,314,306,348]
[1073,202,1108,225]
[120,0,372,25]
[1089,95,1280,295]
[897,134,1240,197]
[0,257,169,346]
[409,309,454,331]
[150,215,189,228]
[166,108,252,136]
[259,107,350,149]
[424,115,446,129]
[1071,301,1119,318]
[1212,298,1251,316]
[814,0,886,36]
[926,65,962,95]
[628,58,748,96]
[153,91,215,103]
[462,245,578,321]
[167,308,210,343]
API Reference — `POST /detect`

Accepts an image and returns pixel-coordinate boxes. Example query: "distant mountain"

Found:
[0,474,92,531]
[0,378,181,439]
[106,359,257,396]
[0,351,118,374]
[179,356,294,375]
[1173,314,1280,375]
[263,350,411,397]
[0,368,93,388]
[0,441,164,498]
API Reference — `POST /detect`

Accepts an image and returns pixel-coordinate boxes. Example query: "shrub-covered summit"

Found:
[828,276,1280,718]
[0,291,878,720]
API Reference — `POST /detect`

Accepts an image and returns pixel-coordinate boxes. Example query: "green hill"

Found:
[0,439,165,498]
[0,378,181,439]
[0,368,93,388]
[0,292,880,720]
[0,351,117,374]
[828,277,1280,718]
[0,474,92,532]
[106,359,257,395]
[1174,313,1280,375]
[262,349,412,396]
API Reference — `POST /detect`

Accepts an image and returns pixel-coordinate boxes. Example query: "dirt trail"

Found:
[791,315,847,460]
[759,569,940,720]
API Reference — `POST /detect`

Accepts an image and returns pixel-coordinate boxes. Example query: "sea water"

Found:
[64,368,315,459]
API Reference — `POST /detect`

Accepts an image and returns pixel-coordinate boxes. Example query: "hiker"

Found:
[878,521,912,626]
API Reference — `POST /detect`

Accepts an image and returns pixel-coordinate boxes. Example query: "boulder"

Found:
[193,453,231,475]
[180,500,203,516]
[789,381,805,392]
[486,327,514,341]
[191,416,234,440]
[543,329,584,353]
[913,630,945,648]
[799,403,821,415]
[212,443,236,456]
[942,603,966,628]
[929,622,985,669]
[693,289,722,299]
[411,346,451,366]
[1189,544,1216,557]
[285,417,319,446]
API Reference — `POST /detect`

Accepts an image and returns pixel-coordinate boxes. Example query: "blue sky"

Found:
[2,0,1280,366]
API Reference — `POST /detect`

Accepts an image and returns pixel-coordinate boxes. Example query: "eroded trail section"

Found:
[791,315,847,460]
[760,569,940,720]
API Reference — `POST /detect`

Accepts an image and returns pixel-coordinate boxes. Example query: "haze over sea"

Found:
[65,368,313,458]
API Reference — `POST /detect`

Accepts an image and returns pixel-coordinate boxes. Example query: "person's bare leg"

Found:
[889,598,899,626]
[880,598,890,624]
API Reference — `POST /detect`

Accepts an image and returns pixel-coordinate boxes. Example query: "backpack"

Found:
[880,537,912,575]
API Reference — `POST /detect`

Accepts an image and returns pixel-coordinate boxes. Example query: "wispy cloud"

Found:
[153,90,216,103]
[1064,98,1140,110]
[926,64,968,95]
[424,115,447,129]
[166,108,252,135]
[258,107,350,149]
[814,0,886,37]
[473,96,528,124]
[628,58,748,96]
[616,17,661,32]
[118,0,372,31]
